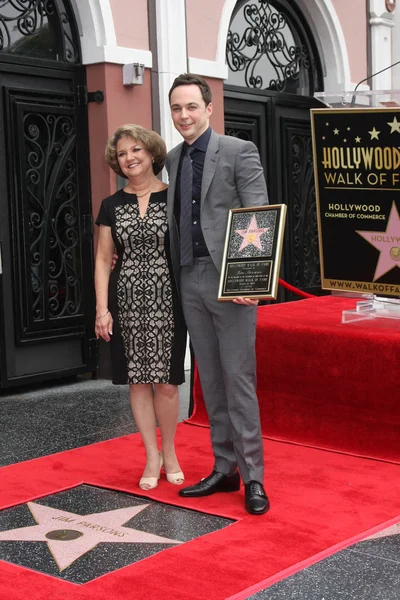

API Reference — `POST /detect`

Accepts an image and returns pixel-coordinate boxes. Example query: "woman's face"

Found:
[116,136,153,179]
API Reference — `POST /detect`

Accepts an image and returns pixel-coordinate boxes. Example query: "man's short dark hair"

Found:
[168,73,212,106]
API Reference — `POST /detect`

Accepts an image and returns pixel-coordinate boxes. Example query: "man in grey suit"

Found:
[166,74,269,515]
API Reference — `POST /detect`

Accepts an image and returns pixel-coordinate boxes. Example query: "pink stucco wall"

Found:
[207,77,225,134]
[86,64,153,239]
[186,0,226,60]
[110,0,149,50]
[332,0,367,82]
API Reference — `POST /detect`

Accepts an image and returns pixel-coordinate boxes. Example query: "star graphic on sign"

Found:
[387,116,400,133]
[236,215,269,252]
[356,202,400,281]
[0,502,182,571]
[333,128,339,135]
[369,127,380,140]
[355,136,361,143]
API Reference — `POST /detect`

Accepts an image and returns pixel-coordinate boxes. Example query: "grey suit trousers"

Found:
[181,256,264,484]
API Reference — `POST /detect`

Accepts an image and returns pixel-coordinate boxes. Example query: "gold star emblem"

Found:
[333,128,339,135]
[355,136,361,143]
[387,116,400,133]
[368,127,380,140]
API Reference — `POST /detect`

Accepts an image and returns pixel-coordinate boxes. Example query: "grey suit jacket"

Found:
[165,130,268,282]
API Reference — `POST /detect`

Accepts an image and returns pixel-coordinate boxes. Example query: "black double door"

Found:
[0,64,96,387]
[224,86,326,300]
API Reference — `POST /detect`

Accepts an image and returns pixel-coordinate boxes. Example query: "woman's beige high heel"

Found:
[165,470,185,485]
[161,452,185,485]
[139,454,163,490]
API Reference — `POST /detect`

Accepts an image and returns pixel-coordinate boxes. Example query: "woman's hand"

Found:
[95,310,114,342]
[94,225,114,341]
[111,252,118,270]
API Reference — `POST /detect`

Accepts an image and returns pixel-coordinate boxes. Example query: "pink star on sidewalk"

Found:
[367,522,400,541]
[0,502,182,571]
[236,215,269,252]
[356,202,400,281]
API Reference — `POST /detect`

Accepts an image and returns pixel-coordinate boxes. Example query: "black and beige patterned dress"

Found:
[96,188,186,385]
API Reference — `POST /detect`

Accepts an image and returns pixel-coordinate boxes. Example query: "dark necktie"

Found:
[179,145,195,266]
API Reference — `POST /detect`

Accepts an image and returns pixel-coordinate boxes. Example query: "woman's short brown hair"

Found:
[105,124,166,177]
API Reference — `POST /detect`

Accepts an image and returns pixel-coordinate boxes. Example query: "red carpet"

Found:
[2,295,400,598]
[191,295,400,462]
[1,424,400,600]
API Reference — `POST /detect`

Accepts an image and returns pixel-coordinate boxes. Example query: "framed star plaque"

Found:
[218,204,287,301]
[311,107,400,298]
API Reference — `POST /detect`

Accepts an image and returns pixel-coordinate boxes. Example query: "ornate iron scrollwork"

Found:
[25,111,82,322]
[226,0,318,94]
[0,0,79,63]
[290,132,320,288]
[225,126,252,141]
[59,6,78,63]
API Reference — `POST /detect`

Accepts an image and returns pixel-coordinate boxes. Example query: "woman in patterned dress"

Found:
[94,124,186,490]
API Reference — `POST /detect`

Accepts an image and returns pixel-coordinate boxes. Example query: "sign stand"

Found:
[342,296,400,323]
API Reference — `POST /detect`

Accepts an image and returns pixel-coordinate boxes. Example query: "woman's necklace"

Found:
[127,184,154,198]
[136,189,152,198]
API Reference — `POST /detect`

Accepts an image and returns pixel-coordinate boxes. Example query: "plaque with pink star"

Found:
[218,204,287,300]
[356,202,400,281]
[230,213,274,258]
[311,107,400,297]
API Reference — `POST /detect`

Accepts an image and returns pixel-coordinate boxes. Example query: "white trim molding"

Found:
[187,58,228,80]
[294,0,351,92]
[369,0,396,90]
[216,0,238,69]
[186,0,236,81]
[393,0,400,89]
[83,46,152,67]
[155,0,188,152]
[72,0,152,66]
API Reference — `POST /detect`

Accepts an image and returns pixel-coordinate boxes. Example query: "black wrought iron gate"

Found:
[225,88,325,299]
[224,0,327,300]
[0,2,96,388]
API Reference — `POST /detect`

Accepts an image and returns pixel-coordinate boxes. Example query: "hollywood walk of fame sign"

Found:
[0,501,182,572]
[218,204,286,300]
[311,107,400,297]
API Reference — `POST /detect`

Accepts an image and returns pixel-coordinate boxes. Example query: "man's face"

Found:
[170,84,212,144]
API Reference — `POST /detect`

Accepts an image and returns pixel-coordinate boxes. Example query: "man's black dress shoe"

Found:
[245,481,270,515]
[178,470,241,497]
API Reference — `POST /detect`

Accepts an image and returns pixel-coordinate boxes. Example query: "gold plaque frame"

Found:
[218,204,286,301]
